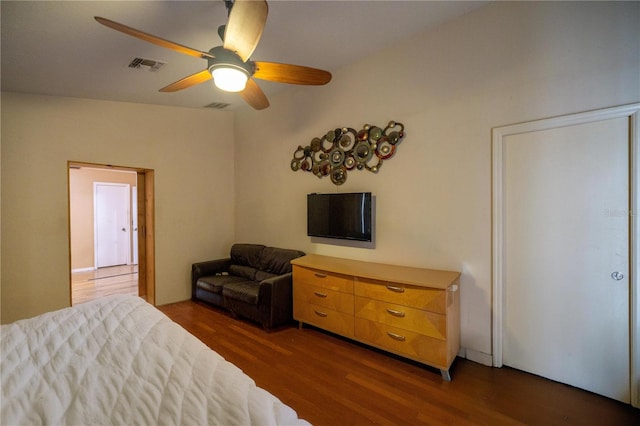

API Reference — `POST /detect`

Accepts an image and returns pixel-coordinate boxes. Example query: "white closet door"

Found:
[503,117,630,402]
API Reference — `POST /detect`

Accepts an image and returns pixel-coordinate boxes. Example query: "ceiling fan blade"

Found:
[223,0,268,62]
[159,70,212,92]
[240,79,270,110]
[253,62,332,85]
[95,16,214,60]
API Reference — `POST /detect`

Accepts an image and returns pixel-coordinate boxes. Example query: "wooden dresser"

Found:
[291,254,461,380]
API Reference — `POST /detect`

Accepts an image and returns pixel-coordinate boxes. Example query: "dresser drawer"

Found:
[354,297,446,340]
[354,318,448,368]
[293,266,354,293]
[295,303,354,337]
[354,278,446,314]
[294,284,354,314]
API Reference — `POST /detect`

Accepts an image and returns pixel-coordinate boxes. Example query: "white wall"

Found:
[1,94,235,323]
[233,1,640,361]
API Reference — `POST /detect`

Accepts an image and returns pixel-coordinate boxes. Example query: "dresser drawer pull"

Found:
[386,308,406,318]
[314,310,328,318]
[314,273,328,278]
[314,291,328,298]
[387,332,406,342]
[386,285,405,293]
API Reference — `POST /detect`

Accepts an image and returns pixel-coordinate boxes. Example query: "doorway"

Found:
[68,162,155,306]
[492,104,640,407]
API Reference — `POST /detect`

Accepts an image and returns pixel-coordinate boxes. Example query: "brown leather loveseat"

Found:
[192,243,305,329]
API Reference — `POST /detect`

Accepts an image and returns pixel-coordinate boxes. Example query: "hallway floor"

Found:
[72,265,138,305]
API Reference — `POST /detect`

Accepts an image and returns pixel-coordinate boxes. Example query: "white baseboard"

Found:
[71,267,95,273]
[463,348,493,366]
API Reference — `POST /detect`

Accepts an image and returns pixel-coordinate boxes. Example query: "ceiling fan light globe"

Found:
[211,67,248,92]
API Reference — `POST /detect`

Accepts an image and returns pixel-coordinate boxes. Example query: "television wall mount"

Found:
[290,121,405,185]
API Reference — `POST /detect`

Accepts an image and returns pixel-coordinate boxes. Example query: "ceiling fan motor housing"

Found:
[207,46,255,77]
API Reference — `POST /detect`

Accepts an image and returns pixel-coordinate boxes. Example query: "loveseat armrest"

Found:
[191,258,232,295]
[258,272,294,329]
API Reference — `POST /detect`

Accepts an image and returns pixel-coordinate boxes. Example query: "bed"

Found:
[1,294,309,425]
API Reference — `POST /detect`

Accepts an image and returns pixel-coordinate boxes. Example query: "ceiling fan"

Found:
[95,0,331,110]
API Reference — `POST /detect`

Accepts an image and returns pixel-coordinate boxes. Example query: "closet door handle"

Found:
[314,310,328,318]
[387,332,406,342]
[314,273,327,278]
[386,308,405,318]
[386,285,405,293]
[314,291,328,298]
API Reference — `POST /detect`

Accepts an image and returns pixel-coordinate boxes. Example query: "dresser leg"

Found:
[298,321,303,330]
[440,369,452,381]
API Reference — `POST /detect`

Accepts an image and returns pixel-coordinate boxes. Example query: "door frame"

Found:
[492,103,640,407]
[68,161,156,306]
[94,182,131,268]
[132,186,139,265]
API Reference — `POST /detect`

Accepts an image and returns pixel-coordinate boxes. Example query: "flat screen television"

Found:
[307,192,372,242]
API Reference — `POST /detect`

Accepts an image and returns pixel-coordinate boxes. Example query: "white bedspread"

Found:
[1,295,309,425]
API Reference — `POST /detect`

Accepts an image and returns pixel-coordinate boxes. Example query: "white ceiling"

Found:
[1,1,487,111]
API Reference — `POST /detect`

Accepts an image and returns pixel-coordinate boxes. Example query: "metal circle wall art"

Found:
[290,121,405,185]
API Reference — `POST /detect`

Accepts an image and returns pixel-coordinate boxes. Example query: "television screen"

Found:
[307,192,372,242]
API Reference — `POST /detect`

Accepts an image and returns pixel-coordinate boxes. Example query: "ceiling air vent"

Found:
[204,102,231,110]
[128,57,166,72]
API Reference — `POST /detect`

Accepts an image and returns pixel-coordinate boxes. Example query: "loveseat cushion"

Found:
[197,274,247,294]
[230,244,265,269]
[229,264,258,281]
[222,281,260,305]
[258,247,306,275]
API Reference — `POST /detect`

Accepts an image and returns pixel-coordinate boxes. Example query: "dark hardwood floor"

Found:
[158,300,640,425]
